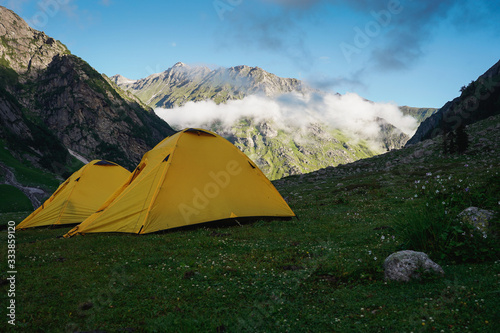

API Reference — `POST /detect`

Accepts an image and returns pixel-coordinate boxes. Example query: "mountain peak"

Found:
[0,6,31,36]
[113,62,311,108]
[173,62,186,68]
[109,74,136,85]
[231,65,251,71]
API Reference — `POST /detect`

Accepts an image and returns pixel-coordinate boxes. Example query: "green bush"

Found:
[397,203,498,263]
[396,172,499,263]
[396,203,450,255]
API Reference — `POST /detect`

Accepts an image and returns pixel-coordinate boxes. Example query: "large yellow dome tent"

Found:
[16,160,131,230]
[65,128,295,236]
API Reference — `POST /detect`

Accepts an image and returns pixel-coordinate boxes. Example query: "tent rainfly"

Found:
[65,128,295,236]
[16,160,131,230]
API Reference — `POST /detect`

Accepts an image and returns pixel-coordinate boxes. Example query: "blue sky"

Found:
[3,0,500,108]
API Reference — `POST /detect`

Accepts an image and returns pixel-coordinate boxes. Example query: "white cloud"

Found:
[155,91,418,142]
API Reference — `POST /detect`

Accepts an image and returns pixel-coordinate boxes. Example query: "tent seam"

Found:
[137,133,183,233]
[54,163,90,225]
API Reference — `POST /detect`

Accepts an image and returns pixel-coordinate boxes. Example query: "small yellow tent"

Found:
[65,128,295,236]
[17,160,131,229]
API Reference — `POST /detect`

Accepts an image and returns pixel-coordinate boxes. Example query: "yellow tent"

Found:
[65,128,295,236]
[17,160,131,229]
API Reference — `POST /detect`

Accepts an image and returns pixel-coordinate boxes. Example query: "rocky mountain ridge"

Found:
[0,8,69,79]
[0,6,175,175]
[406,59,500,146]
[111,62,310,108]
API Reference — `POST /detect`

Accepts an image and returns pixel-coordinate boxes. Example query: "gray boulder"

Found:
[457,207,496,238]
[383,250,444,282]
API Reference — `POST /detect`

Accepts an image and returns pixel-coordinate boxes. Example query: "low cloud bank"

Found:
[154,92,418,140]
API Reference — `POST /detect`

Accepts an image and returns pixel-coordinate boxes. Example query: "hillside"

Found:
[2,111,498,332]
[406,59,500,146]
[0,6,175,205]
[218,120,378,180]
[399,106,438,123]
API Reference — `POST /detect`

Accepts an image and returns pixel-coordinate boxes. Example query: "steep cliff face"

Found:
[31,54,174,169]
[406,59,500,146]
[111,62,309,108]
[0,6,175,173]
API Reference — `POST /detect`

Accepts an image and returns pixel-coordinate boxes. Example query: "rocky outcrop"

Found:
[376,117,410,151]
[405,98,458,146]
[0,7,69,79]
[0,83,69,171]
[31,54,174,169]
[109,74,136,86]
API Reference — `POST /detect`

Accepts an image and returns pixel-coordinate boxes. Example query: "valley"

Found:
[0,3,499,332]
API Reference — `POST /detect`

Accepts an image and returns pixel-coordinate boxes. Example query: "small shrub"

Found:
[395,203,451,255]
[396,203,498,263]
[442,216,498,263]
[396,172,499,263]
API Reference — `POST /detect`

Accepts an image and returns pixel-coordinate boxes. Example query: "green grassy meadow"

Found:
[1,117,499,332]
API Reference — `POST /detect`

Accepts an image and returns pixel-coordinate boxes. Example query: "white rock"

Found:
[383,250,444,282]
